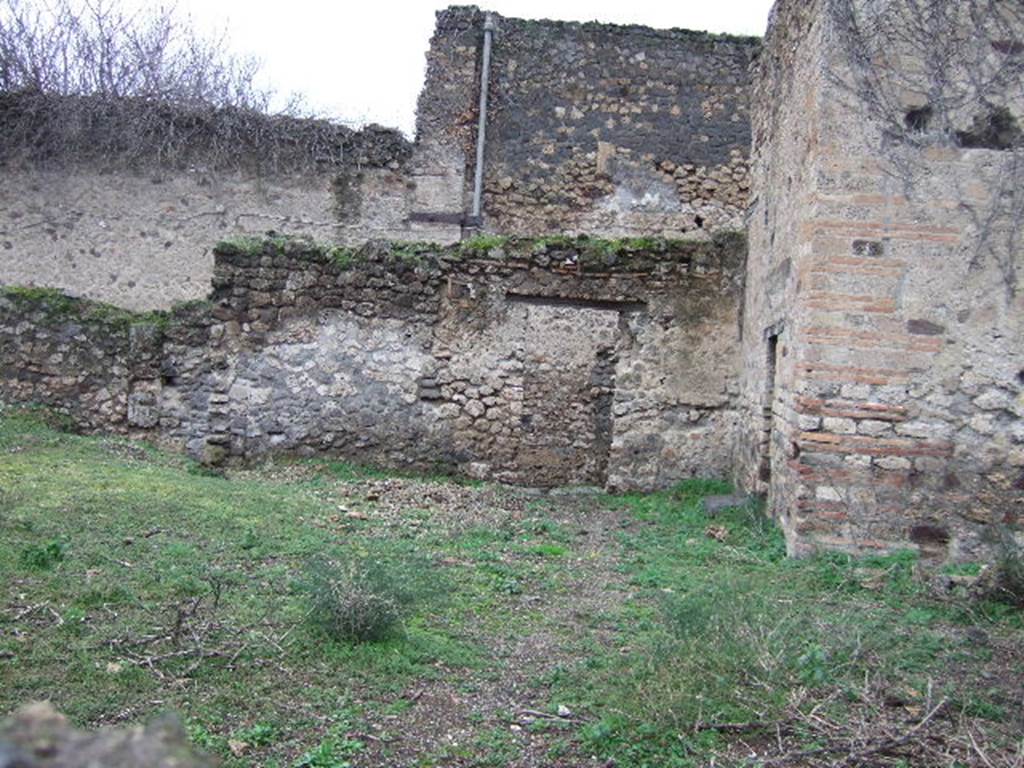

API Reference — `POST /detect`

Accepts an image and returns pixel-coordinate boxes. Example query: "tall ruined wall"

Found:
[0,235,745,489]
[734,0,824,541]
[1,8,757,311]
[417,7,759,237]
[738,0,1024,559]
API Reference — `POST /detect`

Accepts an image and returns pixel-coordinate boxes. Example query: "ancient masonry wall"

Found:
[418,7,759,237]
[0,109,429,312]
[0,235,746,489]
[736,0,1024,559]
[2,1,1019,560]
[1,8,755,313]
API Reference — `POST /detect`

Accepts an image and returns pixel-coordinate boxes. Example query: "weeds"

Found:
[327,246,359,270]
[302,545,446,643]
[985,527,1024,607]
[458,234,510,255]
[292,735,364,768]
[1,285,170,331]
[19,539,66,570]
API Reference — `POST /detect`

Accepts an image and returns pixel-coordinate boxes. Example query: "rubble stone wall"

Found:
[0,235,746,490]
[1,7,757,312]
[418,6,759,237]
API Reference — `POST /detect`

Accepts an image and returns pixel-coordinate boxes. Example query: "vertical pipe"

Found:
[470,13,495,222]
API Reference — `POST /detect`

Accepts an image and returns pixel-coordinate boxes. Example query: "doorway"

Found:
[759,330,781,484]
[510,297,623,486]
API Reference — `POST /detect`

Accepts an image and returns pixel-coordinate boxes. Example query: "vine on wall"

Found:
[825,0,1024,299]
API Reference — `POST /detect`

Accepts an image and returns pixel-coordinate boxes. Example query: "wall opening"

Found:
[509,295,636,487]
[759,331,781,483]
[956,106,1022,150]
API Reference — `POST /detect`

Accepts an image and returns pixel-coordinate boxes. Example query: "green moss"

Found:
[327,246,359,270]
[214,235,267,257]
[458,234,510,256]
[1,285,170,332]
[209,232,745,275]
[2,285,78,314]
[389,241,439,264]
[169,298,213,315]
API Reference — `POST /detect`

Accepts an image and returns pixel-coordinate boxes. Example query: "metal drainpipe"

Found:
[470,13,496,224]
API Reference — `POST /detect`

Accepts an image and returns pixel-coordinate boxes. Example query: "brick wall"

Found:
[738,0,1024,559]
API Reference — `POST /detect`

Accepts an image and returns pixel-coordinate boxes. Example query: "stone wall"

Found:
[0,289,151,431]
[418,7,759,237]
[0,93,439,311]
[0,234,746,490]
[736,0,1024,559]
[0,165,412,312]
[1,9,756,312]
[4,2,1017,560]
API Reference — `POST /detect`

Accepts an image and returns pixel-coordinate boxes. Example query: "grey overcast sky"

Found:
[150,1,775,136]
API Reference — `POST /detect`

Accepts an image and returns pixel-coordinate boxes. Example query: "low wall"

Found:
[0,94,458,312]
[0,234,746,489]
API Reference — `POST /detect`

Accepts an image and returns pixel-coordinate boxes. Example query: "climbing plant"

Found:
[825,0,1024,298]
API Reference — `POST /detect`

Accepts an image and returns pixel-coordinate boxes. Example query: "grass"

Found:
[1,285,170,331]
[0,409,1020,767]
[1,285,210,334]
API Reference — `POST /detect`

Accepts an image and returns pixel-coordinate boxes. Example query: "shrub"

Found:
[986,527,1024,607]
[302,545,444,644]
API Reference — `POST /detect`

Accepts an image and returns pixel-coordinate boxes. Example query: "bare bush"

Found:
[0,0,411,173]
[302,546,447,644]
[0,0,273,108]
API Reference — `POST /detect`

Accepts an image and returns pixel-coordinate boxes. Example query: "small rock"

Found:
[0,702,214,766]
[704,525,728,542]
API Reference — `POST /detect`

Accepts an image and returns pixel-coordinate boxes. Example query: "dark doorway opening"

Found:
[759,331,781,483]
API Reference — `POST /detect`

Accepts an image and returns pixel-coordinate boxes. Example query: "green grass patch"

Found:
[0,412,1018,767]
[545,481,1022,766]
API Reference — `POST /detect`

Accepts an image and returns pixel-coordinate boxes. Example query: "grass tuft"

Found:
[302,545,447,644]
